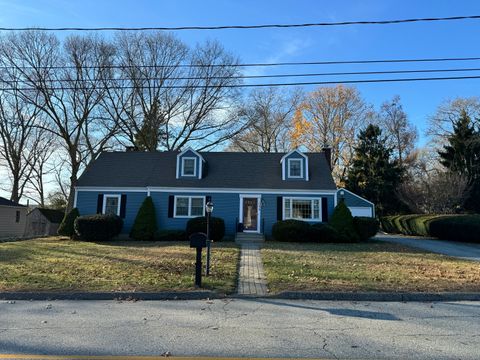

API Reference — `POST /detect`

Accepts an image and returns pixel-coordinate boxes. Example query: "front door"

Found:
[242,197,259,232]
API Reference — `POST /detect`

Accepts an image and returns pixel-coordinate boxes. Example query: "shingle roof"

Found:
[77,151,337,191]
[0,197,25,207]
[37,208,65,223]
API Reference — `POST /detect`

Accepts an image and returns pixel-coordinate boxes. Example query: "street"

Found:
[0,299,479,359]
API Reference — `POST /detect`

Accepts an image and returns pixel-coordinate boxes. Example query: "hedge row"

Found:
[380,214,480,242]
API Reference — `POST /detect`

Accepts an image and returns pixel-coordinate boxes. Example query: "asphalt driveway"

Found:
[375,234,480,261]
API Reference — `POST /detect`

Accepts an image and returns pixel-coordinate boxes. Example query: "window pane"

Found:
[183,158,195,175]
[191,197,204,216]
[176,197,189,216]
[289,160,301,177]
[313,199,320,219]
[105,197,119,215]
[292,199,312,219]
[284,199,291,218]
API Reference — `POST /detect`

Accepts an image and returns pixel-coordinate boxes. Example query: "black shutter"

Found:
[96,194,104,214]
[321,197,328,222]
[168,195,174,218]
[277,196,283,221]
[206,195,212,203]
[120,194,127,218]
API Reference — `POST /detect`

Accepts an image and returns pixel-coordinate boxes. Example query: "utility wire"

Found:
[1,15,480,31]
[4,66,480,83]
[2,74,480,91]
[1,56,480,70]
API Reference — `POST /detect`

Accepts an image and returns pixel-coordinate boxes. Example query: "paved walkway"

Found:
[236,244,267,296]
[376,234,480,262]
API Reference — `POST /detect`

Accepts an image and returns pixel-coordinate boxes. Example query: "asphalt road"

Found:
[1,299,479,359]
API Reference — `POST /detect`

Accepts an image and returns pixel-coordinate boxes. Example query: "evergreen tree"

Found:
[130,196,157,241]
[133,99,165,151]
[438,111,480,212]
[345,124,404,215]
[58,208,80,237]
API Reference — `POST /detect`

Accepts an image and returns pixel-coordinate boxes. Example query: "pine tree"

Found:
[345,124,404,215]
[438,111,480,212]
[130,196,157,241]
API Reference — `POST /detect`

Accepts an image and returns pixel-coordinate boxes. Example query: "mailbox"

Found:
[190,232,207,248]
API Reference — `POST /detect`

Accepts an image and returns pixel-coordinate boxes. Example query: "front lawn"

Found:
[0,237,239,293]
[262,241,480,294]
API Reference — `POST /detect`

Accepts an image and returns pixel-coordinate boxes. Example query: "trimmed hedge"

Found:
[308,223,341,243]
[429,215,480,242]
[329,201,359,242]
[272,220,311,242]
[380,214,449,236]
[74,214,123,242]
[353,217,379,241]
[186,216,225,242]
[130,196,157,241]
[57,208,80,237]
[154,229,187,242]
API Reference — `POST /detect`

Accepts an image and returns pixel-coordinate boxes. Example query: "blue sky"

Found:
[0,0,480,144]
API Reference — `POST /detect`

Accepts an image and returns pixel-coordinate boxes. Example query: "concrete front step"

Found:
[235,232,265,244]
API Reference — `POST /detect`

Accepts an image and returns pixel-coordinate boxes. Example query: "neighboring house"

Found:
[0,197,27,238]
[74,148,374,237]
[337,188,375,218]
[25,208,65,237]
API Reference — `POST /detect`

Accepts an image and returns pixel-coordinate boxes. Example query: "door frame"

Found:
[239,194,262,233]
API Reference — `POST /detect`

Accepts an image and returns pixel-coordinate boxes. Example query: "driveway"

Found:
[1,299,480,359]
[375,234,480,261]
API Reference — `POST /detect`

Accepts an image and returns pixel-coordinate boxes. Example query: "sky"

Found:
[0,0,480,200]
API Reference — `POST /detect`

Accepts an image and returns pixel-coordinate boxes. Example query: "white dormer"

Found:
[176,147,205,179]
[280,150,309,181]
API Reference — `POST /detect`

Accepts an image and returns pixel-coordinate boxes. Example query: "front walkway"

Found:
[236,243,267,296]
[375,234,480,262]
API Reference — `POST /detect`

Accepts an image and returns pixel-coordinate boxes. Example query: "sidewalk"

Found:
[236,244,267,296]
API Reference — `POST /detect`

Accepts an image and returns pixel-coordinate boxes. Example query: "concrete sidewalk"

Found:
[375,234,480,261]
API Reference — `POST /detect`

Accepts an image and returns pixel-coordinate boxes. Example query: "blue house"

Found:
[74,148,373,237]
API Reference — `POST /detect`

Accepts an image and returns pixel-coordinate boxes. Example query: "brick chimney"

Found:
[323,147,332,171]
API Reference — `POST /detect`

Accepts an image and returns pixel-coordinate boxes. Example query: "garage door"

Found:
[348,207,373,217]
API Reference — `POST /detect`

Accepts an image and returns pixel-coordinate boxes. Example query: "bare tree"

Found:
[228,87,302,152]
[378,95,417,167]
[104,32,246,151]
[0,31,119,210]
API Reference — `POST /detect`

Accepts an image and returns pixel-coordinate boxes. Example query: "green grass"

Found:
[262,241,480,294]
[0,237,239,293]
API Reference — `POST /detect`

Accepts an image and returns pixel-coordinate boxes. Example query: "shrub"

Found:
[186,216,225,242]
[74,214,123,242]
[272,220,311,242]
[429,215,480,242]
[329,201,359,242]
[154,229,187,242]
[353,217,379,241]
[130,196,157,241]
[308,223,341,243]
[57,208,80,237]
[380,214,450,236]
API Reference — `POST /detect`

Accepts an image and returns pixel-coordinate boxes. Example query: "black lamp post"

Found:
[205,201,214,276]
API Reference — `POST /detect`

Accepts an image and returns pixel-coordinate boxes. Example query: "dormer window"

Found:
[182,157,197,176]
[288,159,303,178]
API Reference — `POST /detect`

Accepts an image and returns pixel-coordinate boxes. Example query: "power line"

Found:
[1,15,480,31]
[2,74,480,91]
[1,56,480,70]
[4,66,480,83]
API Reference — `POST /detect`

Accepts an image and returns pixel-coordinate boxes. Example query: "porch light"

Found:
[205,202,214,213]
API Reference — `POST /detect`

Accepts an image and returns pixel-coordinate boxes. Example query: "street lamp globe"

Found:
[206,201,214,213]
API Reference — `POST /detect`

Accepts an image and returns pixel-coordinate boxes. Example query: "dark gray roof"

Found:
[0,196,25,207]
[77,151,336,190]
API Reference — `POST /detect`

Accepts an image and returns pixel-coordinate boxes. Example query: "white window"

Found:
[283,197,321,221]
[103,194,121,216]
[181,157,197,176]
[174,196,205,218]
[288,159,303,178]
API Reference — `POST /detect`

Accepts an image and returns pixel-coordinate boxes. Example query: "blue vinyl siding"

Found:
[283,151,308,181]
[177,150,202,179]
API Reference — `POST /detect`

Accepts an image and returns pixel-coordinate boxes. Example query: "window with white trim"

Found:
[283,198,321,221]
[174,196,205,217]
[181,157,197,176]
[103,195,121,215]
[288,159,303,178]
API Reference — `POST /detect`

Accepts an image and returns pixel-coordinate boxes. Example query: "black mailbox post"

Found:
[189,232,207,287]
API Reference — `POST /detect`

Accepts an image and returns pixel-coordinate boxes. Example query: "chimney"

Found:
[322,147,332,171]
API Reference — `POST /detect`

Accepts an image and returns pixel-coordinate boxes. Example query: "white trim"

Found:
[239,194,261,233]
[348,206,374,218]
[280,150,309,181]
[73,188,78,208]
[102,194,121,216]
[173,195,206,218]
[282,196,322,222]
[76,186,337,195]
[181,157,197,177]
[177,147,205,163]
[287,158,303,178]
[280,149,308,163]
[337,188,375,207]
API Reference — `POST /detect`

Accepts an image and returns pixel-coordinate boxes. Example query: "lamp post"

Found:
[205,201,214,276]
